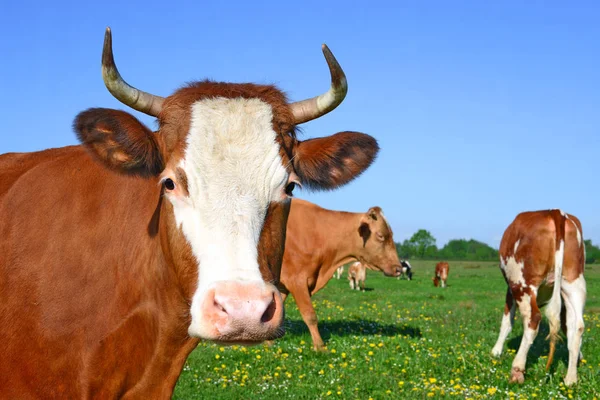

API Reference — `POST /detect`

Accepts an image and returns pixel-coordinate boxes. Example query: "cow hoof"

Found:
[564,375,578,386]
[509,367,525,384]
[491,347,502,357]
[264,340,275,347]
[313,345,328,352]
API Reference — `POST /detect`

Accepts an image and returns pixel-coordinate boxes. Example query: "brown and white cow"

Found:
[278,199,401,350]
[335,265,345,279]
[348,261,367,291]
[491,210,586,386]
[432,261,449,287]
[0,29,380,398]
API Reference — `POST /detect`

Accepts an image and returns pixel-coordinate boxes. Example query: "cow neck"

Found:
[321,210,364,275]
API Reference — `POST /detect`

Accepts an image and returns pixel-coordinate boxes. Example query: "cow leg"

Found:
[349,279,355,290]
[561,275,586,386]
[492,288,516,357]
[510,290,541,384]
[292,289,326,351]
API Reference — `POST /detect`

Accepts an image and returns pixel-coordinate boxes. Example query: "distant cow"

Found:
[278,199,402,350]
[348,261,367,291]
[491,210,586,386]
[335,265,345,279]
[433,262,449,287]
[0,29,380,398]
[398,260,413,280]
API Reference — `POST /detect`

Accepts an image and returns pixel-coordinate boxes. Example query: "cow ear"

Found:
[366,207,379,221]
[292,131,379,190]
[73,108,164,177]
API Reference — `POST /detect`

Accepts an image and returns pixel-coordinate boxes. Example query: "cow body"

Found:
[348,261,367,291]
[433,262,449,287]
[491,210,586,386]
[398,260,413,280]
[0,29,379,398]
[278,199,401,350]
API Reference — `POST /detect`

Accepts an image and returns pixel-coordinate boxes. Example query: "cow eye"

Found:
[164,178,175,191]
[285,182,296,197]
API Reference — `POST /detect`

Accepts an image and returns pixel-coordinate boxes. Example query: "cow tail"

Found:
[545,210,566,371]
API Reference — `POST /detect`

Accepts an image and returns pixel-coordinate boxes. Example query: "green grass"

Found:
[174,261,600,399]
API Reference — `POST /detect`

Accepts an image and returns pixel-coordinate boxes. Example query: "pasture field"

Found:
[174,261,600,399]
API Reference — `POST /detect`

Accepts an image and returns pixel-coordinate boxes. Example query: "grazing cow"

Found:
[433,261,449,287]
[278,199,401,350]
[491,210,586,386]
[348,261,367,291]
[0,28,380,398]
[335,265,345,279]
[398,260,413,280]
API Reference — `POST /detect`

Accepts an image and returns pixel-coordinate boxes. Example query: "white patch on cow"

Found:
[513,239,520,254]
[164,97,289,336]
[558,209,565,216]
[512,292,537,371]
[503,255,526,287]
[491,299,515,357]
[562,274,587,385]
[567,218,582,247]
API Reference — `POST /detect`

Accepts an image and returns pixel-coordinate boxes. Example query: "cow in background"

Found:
[398,260,413,280]
[433,262,449,287]
[491,210,586,386]
[0,28,380,398]
[348,261,367,291]
[278,199,402,350]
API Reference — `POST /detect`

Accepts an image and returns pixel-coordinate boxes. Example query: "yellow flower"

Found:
[398,381,404,386]
[487,388,497,395]
[342,352,347,359]
[331,349,337,354]
[326,391,332,396]
[215,354,220,359]
[427,393,435,398]
[297,348,303,353]
[429,378,437,384]
[256,355,261,359]
[318,369,325,375]
[219,347,225,352]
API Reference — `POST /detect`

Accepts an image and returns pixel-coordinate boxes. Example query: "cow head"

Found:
[73,28,379,344]
[357,207,401,277]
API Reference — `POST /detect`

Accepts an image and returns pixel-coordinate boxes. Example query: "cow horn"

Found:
[101,27,164,117]
[290,44,348,125]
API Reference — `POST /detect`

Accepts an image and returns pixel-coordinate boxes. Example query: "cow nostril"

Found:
[260,295,277,324]
[214,299,227,314]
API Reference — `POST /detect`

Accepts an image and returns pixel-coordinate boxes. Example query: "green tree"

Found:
[404,229,437,259]
[585,239,600,264]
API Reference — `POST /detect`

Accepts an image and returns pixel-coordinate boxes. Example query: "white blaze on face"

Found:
[165,97,289,334]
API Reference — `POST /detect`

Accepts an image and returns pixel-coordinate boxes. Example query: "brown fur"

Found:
[1,74,379,398]
[433,262,450,287]
[495,210,586,384]
[348,261,367,291]
[278,199,401,350]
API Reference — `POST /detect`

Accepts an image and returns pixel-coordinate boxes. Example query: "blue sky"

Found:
[1,1,598,248]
